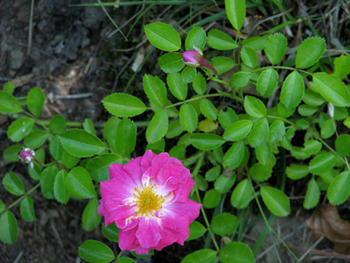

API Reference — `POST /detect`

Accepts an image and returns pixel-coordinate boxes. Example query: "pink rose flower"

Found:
[98,150,202,255]
[182,50,217,74]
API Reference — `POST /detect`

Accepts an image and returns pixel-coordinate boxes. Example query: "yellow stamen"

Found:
[130,180,173,218]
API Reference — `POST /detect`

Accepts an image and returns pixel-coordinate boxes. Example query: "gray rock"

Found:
[9,49,25,69]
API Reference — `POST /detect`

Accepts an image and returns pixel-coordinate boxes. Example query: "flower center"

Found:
[132,180,172,217]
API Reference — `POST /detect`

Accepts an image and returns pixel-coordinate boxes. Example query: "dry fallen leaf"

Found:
[305,203,350,254]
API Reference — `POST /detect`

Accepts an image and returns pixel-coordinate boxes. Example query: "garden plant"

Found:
[1,0,350,262]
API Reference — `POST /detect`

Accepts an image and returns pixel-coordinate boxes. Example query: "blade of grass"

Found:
[96,0,127,40]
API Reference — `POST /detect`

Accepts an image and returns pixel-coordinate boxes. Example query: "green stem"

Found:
[0,183,41,217]
[252,66,311,76]
[164,93,232,109]
[193,152,220,252]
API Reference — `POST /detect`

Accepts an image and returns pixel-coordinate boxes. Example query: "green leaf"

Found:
[218,107,238,129]
[222,141,244,169]
[102,93,147,117]
[7,117,35,142]
[280,71,304,109]
[257,68,279,98]
[49,135,63,161]
[327,171,350,205]
[102,223,120,242]
[158,52,185,73]
[256,142,271,165]
[62,147,81,169]
[83,118,96,135]
[179,104,198,133]
[264,33,287,64]
[200,99,217,120]
[211,213,239,236]
[24,130,48,149]
[214,174,236,194]
[230,178,254,209]
[144,22,181,51]
[166,120,184,139]
[181,66,197,83]
[167,73,188,100]
[333,54,350,80]
[321,119,335,139]
[244,96,266,118]
[3,144,23,162]
[207,29,238,50]
[54,170,70,204]
[188,221,207,241]
[268,120,285,142]
[182,249,216,263]
[59,129,105,158]
[3,81,15,94]
[335,134,350,157]
[220,242,255,263]
[27,87,45,117]
[241,46,258,68]
[143,74,168,106]
[0,90,22,113]
[298,104,318,116]
[303,89,325,106]
[223,120,252,141]
[205,166,221,182]
[296,37,326,69]
[146,110,168,144]
[28,162,42,181]
[78,240,115,263]
[304,178,320,209]
[65,167,96,199]
[3,172,25,196]
[249,118,269,148]
[86,154,123,182]
[278,103,295,118]
[313,73,350,107]
[225,0,245,31]
[261,186,290,217]
[20,196,36,222]
[117,258,136,263]
[286,164,309,180]
[190,133,225,150]
[192,72,206,95]
[185,27,207,50]
[211,57,235,74]
[0,200,5,213]
[49,115,66,134]
[242,34,270,51]
[309,152,336,175]
[41,165,58,199]
[203,189,221,209]
[303,140,322,155]
[132,250,154,258]
[295,119,309,130]
[0,211,18,244]
[82,198,101,231]
[249,162,272,182]
[116,118,136,156]
[232,71,251,88]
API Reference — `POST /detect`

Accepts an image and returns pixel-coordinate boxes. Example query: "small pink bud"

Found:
[18,147,35,168]
[182,50,217,74]
[182,50,203,67]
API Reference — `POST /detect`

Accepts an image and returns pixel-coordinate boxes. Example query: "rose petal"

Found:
[140,150,157,173]
[136,217,163,248]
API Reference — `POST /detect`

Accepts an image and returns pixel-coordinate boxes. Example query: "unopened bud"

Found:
[18,147,35,169]
[182,50,203,67]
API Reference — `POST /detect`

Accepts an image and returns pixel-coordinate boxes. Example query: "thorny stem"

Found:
[164,93,232,109]
[0,183,41,217]
[192,152,220,252]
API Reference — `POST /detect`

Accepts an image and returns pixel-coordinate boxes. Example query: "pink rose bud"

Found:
[182,50,217,74]
[182,50,203,67]
[98,150,202,255]
[18,147,35,169]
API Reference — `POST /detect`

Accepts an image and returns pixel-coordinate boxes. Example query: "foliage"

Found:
[1,0,350,262]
